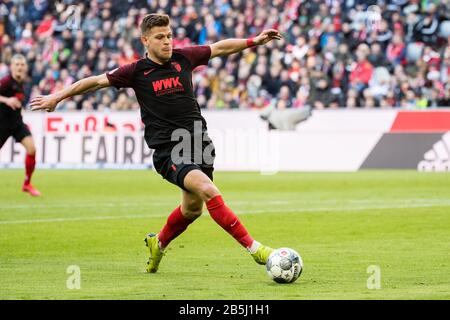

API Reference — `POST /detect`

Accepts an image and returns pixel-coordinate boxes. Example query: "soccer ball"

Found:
[266,248,303,283]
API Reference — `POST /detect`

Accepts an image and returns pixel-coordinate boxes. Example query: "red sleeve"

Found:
[106,62,137,89]
[174,45,211,69]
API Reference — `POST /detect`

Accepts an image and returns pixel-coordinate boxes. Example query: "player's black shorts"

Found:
[0,120,31,148]
[152,138,215,191]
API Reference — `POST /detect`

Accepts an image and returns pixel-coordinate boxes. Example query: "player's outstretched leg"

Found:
[145,191,203,273]
[20,136,40,197]
[183,169,274,265]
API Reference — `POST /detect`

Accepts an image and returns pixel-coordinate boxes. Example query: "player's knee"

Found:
[198,183,220,202]
[26,145,36,156]
[182,195,204,219]
[22,138,36,155]
[182,206,203,220]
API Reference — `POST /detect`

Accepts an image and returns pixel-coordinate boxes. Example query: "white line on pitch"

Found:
[0,202,448,225]
[0,198,448,210]
[0,200,293,210]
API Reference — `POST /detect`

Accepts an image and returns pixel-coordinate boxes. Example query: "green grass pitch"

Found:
[0,169,449,299]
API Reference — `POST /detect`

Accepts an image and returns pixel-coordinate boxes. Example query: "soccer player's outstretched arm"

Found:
[209,29,283,59]
[30,74,110,112]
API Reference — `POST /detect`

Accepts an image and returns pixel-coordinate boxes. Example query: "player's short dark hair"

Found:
[140,14,170,34]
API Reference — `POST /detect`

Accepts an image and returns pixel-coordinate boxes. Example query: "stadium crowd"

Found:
[0,0,449,111]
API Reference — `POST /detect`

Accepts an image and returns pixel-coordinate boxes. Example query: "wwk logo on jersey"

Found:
[152,77,185,96]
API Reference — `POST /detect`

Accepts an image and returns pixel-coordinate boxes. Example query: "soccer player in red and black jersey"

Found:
[30,14,282,272]
[0,54,41,197]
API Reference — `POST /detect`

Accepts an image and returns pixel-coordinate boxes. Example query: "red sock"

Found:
[24,153,36,186]
[158,206,195,249]
[206,195,254,248]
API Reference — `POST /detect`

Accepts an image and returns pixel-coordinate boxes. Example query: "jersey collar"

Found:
[145,53,172,67]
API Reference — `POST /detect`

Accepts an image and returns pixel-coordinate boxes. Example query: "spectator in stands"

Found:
[367,42,390,70]
[349,43,373,93]
[386,34,406,67]
[0,0,449,110]
[308,71,332,109]
[273,85,293,110]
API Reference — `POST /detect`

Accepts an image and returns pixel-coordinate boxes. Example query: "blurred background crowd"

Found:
[0,0,449,111]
